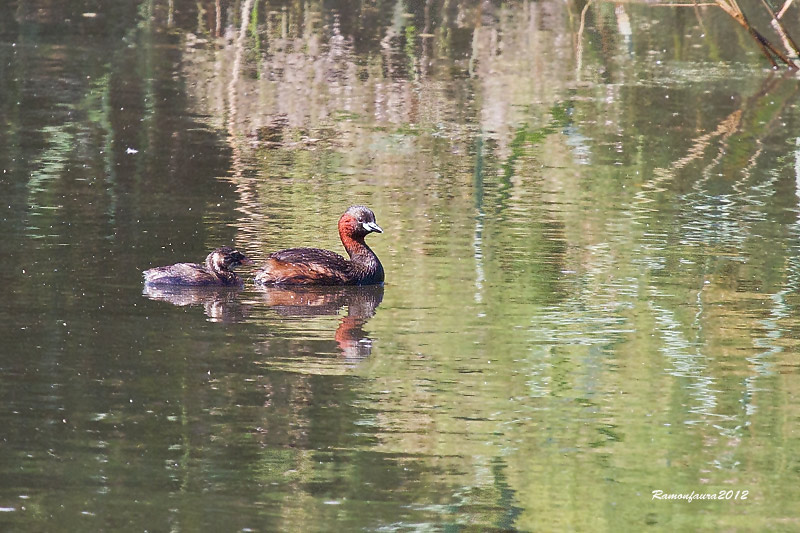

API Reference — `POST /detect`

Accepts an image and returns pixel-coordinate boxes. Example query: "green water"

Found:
[2,1,800,531]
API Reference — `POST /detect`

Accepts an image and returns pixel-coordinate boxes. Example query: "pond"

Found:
[2,0,800,531]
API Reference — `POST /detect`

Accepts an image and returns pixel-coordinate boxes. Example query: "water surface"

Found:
[2,1,800,531]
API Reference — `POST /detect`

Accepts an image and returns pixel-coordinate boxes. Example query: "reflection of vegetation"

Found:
[5,0,800,531]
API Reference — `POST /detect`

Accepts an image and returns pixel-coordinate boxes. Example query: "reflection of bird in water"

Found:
[254,206,384,286]
[257,284,384,360]
[143,246,253,286]
[142,285,251,323]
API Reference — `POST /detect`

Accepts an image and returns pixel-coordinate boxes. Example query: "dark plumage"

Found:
[254,205,384,286]
[143,246,253,286]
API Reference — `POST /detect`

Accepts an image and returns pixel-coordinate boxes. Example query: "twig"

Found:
[716,0,797,68]
[777,0,795,18]
[760,0,800,58]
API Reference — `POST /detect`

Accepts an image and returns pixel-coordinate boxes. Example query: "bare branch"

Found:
[760,0,800,57]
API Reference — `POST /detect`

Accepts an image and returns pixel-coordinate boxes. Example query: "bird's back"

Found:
[255,247,352,285]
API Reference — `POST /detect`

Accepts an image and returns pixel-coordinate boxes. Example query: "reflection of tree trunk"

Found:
[420,0,433,79]
[226,0,263,255]
[228,0,254,140]
[575,0,592,82]
[215,0,222,37]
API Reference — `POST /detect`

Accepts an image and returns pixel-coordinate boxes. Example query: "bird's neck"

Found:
[341,234,383,283]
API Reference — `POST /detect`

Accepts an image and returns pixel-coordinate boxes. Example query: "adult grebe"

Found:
[254,205,384,286]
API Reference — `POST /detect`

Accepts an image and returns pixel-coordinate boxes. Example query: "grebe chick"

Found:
[254,205,384,286]
[143,246,253,286]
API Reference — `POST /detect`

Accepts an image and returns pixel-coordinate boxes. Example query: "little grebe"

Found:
[254,205,384,286]
[143,246,253,286]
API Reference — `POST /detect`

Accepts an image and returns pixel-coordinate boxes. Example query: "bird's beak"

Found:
[362,221,383,233]
[240,257,255,266]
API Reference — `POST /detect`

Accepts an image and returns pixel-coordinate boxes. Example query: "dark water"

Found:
[3,0,800,531]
